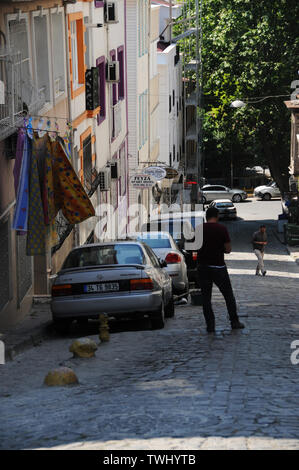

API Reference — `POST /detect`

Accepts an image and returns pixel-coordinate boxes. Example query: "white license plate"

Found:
[84,282,119,293]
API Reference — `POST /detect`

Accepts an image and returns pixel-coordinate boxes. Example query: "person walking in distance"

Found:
[197,207,245,333]
[252,225,267,276]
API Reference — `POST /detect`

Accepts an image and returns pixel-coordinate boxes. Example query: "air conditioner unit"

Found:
[105,2,118,23]
[106,61,120,82]
[98,168,111,191]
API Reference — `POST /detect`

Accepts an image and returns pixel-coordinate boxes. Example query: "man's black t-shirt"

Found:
[197,222,230,267]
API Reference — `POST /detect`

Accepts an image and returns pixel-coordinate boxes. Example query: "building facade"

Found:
[0,0,129,328]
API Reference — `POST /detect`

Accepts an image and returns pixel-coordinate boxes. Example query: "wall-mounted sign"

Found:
[130,173,156,189]
[144,166,167,181]
[165,167,179,179]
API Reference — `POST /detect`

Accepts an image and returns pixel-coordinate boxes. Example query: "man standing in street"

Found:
[197,207,245,333]
[252,225,267,276]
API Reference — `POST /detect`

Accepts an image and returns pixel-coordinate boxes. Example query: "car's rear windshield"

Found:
[137,235,171,249]
[144,217,199,231]
[62,244,145,268]
[216,202,234,208]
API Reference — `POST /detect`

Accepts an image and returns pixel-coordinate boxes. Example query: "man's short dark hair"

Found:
[260,224,266,228]
[206,207,219,221]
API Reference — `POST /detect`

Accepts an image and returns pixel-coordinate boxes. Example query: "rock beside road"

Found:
[44,367,79,386]
[69,337,98,358]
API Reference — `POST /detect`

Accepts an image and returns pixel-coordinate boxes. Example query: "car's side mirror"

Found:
[159,259,167,268]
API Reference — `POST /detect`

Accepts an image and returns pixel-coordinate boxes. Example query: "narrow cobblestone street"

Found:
[1,201,298,450]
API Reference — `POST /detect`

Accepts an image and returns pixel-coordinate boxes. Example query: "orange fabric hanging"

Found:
[50,140,95,224]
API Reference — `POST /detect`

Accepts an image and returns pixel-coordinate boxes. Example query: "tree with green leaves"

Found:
[178,0,299,191]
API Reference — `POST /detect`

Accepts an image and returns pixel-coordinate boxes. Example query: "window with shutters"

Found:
[97,56,106,124]
[117,46,125,100]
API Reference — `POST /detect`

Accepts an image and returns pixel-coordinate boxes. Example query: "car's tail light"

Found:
[52,284,73,297]
[192,252,198,261]
[130,278,154,290]
[165,252,181,264]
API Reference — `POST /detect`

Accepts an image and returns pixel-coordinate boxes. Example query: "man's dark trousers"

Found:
[198,266,238,328]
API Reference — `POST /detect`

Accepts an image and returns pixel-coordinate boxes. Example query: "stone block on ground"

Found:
[69,337,98,358]
[44,367,79,386]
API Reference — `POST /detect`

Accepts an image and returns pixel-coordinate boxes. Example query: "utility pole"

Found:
[195,0,200,201]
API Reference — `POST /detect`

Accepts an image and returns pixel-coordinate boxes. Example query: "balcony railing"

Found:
[0,48,45,141]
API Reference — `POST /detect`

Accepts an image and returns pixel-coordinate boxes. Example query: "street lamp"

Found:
[230,100,246,108]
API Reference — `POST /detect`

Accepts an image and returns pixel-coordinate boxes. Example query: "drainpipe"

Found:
[64,3,74,163]
[64,3,79,246]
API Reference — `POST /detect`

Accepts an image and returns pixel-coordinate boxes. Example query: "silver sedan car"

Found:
[201,185,247,203]
[131,232,189,299]
[51,241,173,332]
[208,199,237,220]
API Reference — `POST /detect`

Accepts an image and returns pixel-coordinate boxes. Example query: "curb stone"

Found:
[4,322,52,362]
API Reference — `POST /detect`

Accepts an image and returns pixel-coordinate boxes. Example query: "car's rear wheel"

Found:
[53,318,72,334]
[165,296,175,318]
[263,193,271,201]
[202,195,207,205]
[232,194,242,203]
[151,301,165,329]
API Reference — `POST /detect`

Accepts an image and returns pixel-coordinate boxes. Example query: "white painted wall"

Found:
[157,43,182,170]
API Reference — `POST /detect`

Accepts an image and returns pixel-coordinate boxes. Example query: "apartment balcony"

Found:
[0,48,45,141]
[185,59,199,72]
[150,74,159,114]
[185,90,197,107]
[172,28,197,43]
[186,122,198,141]
[150,138,160,162]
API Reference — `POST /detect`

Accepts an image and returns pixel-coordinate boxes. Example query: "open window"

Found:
[68,13,85,99]
[50,8,66,101]
[32,10,52,106]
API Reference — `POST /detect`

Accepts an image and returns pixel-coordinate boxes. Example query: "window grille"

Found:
[0,47,44,140]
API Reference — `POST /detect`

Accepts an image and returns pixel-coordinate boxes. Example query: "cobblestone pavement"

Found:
[0,201,299,450]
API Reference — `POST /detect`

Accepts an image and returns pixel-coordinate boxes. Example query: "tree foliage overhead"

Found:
[179,0,299,190]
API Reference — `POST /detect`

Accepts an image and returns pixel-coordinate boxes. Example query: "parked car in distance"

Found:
[51,241,173,332]
[142,211,205,284]
[209,199,237,220]
[254,181,281,200]
[201,185,247,204]
[130,231,189,299]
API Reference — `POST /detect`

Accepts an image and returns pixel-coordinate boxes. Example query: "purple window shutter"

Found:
[96,56,106,125]
[94,1,104,7]
[110,50,117,105]
[117,46,125,100]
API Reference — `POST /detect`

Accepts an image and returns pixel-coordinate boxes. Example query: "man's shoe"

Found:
[231,320,245,330]
[255,272,261,276]
[262,271,267,276]
[206,323,215,333]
